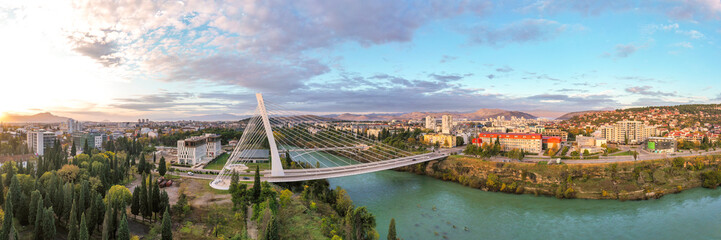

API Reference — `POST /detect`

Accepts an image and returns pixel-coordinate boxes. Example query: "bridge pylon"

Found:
[256,93,284,177]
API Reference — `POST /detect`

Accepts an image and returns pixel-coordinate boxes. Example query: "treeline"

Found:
[277,179,380,240]
[376,128,425,151]
[152,128,243,146]
[0,133,28,156]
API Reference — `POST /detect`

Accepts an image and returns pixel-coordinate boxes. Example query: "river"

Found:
[328,169,721,240]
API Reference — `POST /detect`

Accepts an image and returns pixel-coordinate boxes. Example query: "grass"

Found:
[611,150,635,156]
[204,153,230,170]
[242,162,271,173]
[277,195,329,240]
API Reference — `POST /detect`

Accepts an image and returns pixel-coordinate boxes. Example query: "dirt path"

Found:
[246,205,259,239]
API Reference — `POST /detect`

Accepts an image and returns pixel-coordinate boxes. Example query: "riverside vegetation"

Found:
[399,154,721,200]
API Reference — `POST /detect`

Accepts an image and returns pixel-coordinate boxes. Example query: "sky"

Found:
[1,0,720,121]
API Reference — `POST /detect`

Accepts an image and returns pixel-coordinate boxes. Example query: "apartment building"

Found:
[425,116,436,130]
[26,131,56,155]
[543,128,568,142]
[423,133,457,148]
[473,132,543,153]
[599,120,657,144]
[441,115,453,134]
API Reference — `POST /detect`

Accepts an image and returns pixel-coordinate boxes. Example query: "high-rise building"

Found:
[599,120,657,144]
[72,131,107,152]
[425,116,435,130]
[441,115,453,134]
[423,133,457,148]
[27,131,56,156]
[67,118,83,133]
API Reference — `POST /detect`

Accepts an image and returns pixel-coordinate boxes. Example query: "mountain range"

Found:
[0,112,69,123]
[325,108,538,121]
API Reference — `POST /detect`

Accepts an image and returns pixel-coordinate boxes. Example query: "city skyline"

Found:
[2,0,720,121]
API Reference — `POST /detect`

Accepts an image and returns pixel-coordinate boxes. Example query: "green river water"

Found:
[328,170,721,240]
[292,151,721,239]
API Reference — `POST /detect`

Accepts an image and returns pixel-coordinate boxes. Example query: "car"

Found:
[411,158,416,161]
[243,177,250,180]
[187,172,194,176]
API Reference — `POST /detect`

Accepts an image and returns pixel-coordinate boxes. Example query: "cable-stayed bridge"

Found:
[210,93,451,190]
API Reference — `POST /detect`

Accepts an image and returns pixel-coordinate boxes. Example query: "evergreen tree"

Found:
[79,213,89,240]
[146,175,153,219]
[158,156,167,176]
[63,183,74,222]
[1,193,13,240]
[101,206,111,240]
[252,166,261,203]
[83,139,90,155]
[152,181,161,219]
[71,141,77,157]
[28,190,40,225]
[68,200,78,240]
[387,218,397,240]
[161,207,173,240]
[138,154,146,175]
[92,193,105,235]
[131,187,140,218]
[117,213,130,240]
[264,216,278,240]
[4,164,15,189]
[43,207,56,240]
[33,198,44,240]
[8,224,18,240]
[8,176,20,218]
[159,191,169,219]
[139,175,148,221]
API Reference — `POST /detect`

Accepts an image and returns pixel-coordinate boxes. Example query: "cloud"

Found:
[676,29,705,39]
[625,86,677,97]
[613,44,638,58]
[428,73,468,82]
[68,31,122,67]
[486,74,495,79]
[495,66,514,72]
[440,55,458,63]
[673,41,694,48]
[616,76,666,83]
[467,19,571,46]
[519,0,633,16]
[663,0,721,20]
[111,92,230,112]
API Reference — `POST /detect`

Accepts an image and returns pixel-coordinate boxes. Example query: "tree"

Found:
[131,187,140,218]
[1,193,13,240]
[43,207,56,240]
[71,141,77,157]
[161,207,173,240]
[28,190,40,225]
[252,166,261,203]
[158,191,169,219]
[264,216,279,240]
[117,213,130,240]
[152,181,161,219]
[101,206,111,240]
[139,175,148,221]
[33,197,44,240]
[68,200,78,240]
[8,176,20,218]
[58,164,80,183]
[4,163,15,189]
[158,156,167,176]
[346,207,377,240]
[387,218,397,240]
[106,185,132,209]
[137,154,146,175]
[83,139,90,155]
[79,213,89,240]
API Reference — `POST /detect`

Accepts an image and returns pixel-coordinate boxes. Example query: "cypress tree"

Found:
[79,213,89,240]
[93,193,105,235]
[8,177,20,220]
[101,206,111,240]
[43,207,56,240]
[28,190,40,225]
[387,218,397,240]
[158,156,167,176]
[252,166,261,203]
[152,180,161,219]
[4,165,15,190]
[1,193,13,240]
[264,216,278,240]
[71,141,77,157]
[63,183,74,222]
[161,207,173,240]
[117,213,130,240]
[33,198,44,240]
[131,187,140,219]
[83,138,90,155]
[138,154,146,175]
[159,190,169,218]
[68,200,78,240]
[139,176,148,221]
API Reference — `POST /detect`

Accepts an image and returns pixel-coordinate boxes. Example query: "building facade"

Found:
[543,128,568,142]
[66,118,83,134]
[645,137,677,153]
[441,115,453,134]
[26,131,56,156]
[473,132,543,153]
[425,116,435,130]
[599,120,657,144]
[177,133,223,165]
[423,133,457,148]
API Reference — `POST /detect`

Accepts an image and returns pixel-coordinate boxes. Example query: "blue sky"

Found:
[1,0,720,121]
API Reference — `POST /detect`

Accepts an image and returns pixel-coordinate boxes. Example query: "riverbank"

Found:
[397,154,721,200]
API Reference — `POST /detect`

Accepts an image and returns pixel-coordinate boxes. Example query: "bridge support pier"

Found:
[257,93,284,176]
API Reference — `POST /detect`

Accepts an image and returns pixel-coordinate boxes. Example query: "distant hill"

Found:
[0,112,69,123]
[557,111,604,120]
[182,113,248,121]
[327,108,537,121]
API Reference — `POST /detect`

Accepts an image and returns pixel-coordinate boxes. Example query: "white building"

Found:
[441,115,453,134]
[599,120,657,144]
[176,133,223,165]
[425,116,436,130]
[27,131,56,155]
[66,118,83,134]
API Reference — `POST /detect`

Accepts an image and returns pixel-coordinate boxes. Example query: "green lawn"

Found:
[204,153,230,170]
[611,150,635,156]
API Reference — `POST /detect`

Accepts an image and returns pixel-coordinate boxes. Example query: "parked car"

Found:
[187,172,194,176]
[243,177,250,180]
